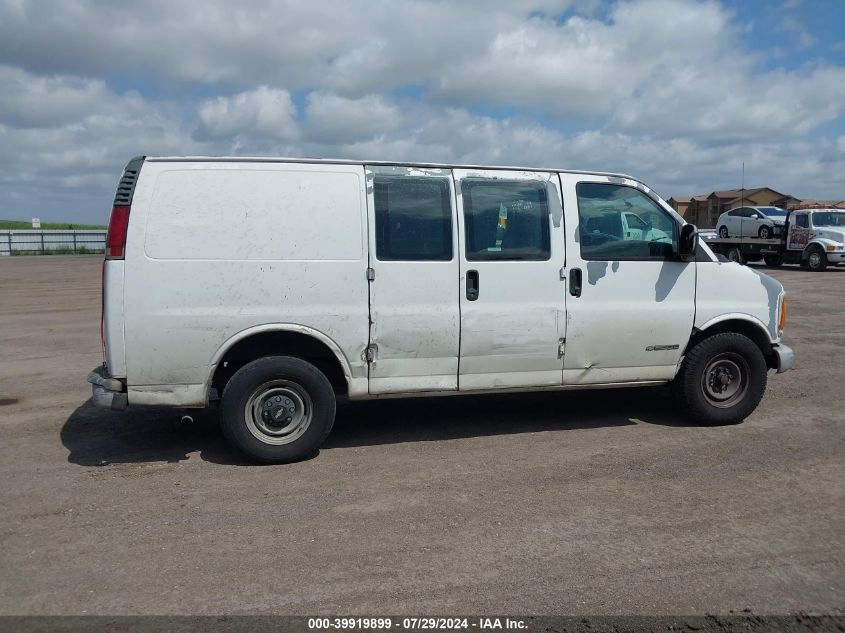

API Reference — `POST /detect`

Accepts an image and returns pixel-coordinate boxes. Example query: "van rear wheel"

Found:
[220,356,336,463]
[672,332,767,425]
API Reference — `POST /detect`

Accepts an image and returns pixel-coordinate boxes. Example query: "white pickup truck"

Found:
[89,157,793,463]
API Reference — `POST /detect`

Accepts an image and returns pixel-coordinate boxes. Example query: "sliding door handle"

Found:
[569,268,582,297]
[466,270,479,301]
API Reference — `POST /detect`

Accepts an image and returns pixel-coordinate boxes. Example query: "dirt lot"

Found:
[0,255,843,616]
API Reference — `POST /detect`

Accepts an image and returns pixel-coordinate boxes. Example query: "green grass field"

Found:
[0,220,107,230]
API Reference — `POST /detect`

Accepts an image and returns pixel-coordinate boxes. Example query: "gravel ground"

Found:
[0,255,843,616]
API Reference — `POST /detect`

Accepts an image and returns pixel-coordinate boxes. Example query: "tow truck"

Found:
[703,208,845,271]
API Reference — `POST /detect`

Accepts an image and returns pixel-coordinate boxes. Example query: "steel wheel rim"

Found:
[729,249,741,262]
[719,227,728,237]
[760,227,770,238]
[244,380,313,445]
[808,252,821,268]
[701,352,749,408]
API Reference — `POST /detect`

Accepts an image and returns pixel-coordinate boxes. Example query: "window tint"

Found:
[728,209,742,217]
[461,179,550,261]
[374,176,452,261]
[576,183,678,260]
[795,214,809,228]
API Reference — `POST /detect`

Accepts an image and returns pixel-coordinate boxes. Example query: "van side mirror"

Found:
[679,224,697,260]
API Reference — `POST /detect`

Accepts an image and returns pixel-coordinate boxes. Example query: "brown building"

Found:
[666,196,692,218]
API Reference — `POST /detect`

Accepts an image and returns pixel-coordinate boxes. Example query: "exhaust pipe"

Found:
[180,415,194,426]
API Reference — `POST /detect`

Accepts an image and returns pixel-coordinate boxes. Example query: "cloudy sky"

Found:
[1,0,844,224]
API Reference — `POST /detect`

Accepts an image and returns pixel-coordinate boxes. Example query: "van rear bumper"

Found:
[87,365,128,410]
[772,343,794,374]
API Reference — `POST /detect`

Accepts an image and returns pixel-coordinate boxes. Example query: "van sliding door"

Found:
[364,166,461,394]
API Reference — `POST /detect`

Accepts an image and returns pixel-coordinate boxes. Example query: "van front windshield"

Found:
[812,211,845,227]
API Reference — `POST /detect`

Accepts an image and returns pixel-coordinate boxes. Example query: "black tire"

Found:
[763,254,782,266]
[758,225,771,239]
[220,356,336,464]
[672,332,767,425]
[726,246,744,264]
[718,225,729,238]
[805,246,828,271]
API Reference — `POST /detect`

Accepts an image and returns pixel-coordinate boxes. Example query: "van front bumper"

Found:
[772,343,794,374]
[87,365,128,410]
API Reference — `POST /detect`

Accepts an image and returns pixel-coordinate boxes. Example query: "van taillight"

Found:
[106,204,130,259]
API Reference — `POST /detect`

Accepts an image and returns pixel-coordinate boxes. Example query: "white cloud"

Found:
[0,0,844,223]
[195,87,299,144]
[0,65,144,129]
[304,93,402,144]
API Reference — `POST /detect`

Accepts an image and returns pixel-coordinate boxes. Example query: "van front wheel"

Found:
[672,333,767,425]
[220,356,336,463]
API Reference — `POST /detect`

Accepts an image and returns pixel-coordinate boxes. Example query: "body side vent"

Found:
[113,155,146,206]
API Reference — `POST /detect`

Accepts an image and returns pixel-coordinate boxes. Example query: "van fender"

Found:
[205,323,355,398]
[679,313,776,375]
[695,313,773,342]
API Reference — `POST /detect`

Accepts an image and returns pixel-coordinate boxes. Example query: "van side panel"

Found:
[694,260,783,343]
[122,161,369,404]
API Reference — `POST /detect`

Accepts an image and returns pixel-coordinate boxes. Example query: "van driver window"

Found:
[795,214,809,228]
[576,183,678,260]
[461,180,550,261]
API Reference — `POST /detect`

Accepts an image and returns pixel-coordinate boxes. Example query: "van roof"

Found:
[144,156,635,181]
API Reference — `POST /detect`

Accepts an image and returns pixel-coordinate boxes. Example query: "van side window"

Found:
[576,183,678,260]
[795,214,809,228]
[461,180,550,261]
[374,176,453,261]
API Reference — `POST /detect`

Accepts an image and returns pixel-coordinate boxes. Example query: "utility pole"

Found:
[741,162,745,208]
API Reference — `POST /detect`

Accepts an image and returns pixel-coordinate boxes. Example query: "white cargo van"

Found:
[89,157,793,463]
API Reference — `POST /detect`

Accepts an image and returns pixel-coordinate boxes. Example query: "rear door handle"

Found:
[569,268,582,297]
[466,270,479,301]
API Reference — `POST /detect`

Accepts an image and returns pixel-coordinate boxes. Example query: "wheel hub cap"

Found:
[246,381,313,445]
[701,353,749,408]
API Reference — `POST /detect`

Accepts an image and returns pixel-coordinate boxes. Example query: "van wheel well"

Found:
[685,320,777,370]
[211,332,348,397]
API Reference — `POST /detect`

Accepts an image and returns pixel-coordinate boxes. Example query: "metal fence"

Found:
[0,230,107,256]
